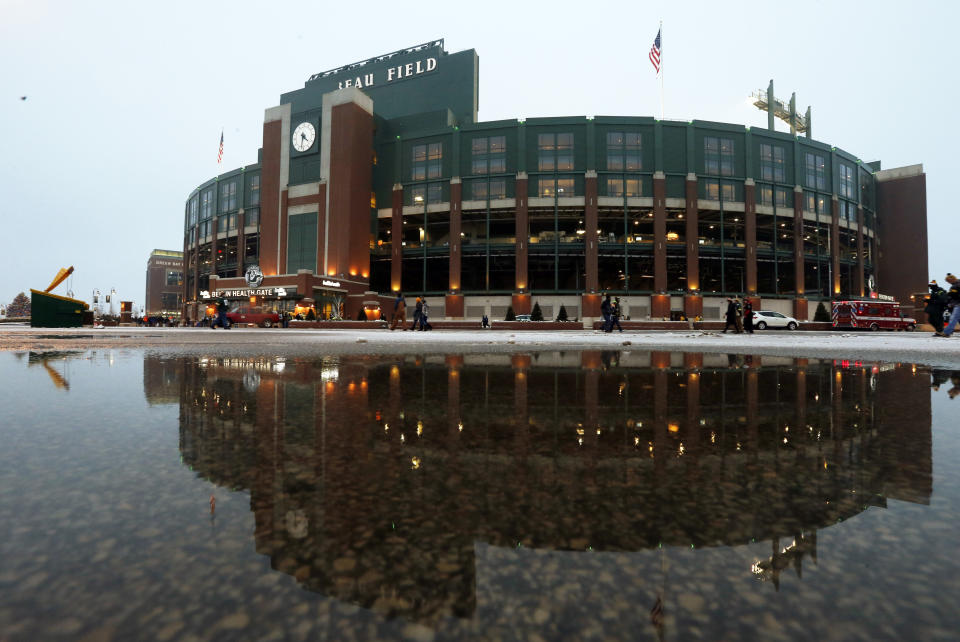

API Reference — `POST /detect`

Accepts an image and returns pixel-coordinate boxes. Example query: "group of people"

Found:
[722,296,754,334]
[388,293,433,331]
[924,273,960,337]
[599,294,624,332]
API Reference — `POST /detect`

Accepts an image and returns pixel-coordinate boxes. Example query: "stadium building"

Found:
[181,39,928,323]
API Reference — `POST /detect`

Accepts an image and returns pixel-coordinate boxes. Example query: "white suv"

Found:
[753,310,799,330]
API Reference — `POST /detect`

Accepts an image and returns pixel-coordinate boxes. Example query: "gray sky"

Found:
[2,0,955,309]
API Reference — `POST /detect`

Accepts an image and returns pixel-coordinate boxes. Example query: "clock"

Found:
[292,122,316,152]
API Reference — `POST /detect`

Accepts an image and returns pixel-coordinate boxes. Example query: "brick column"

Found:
[653,171,667,293]
[515,172,528,291]
[856,206,865,297]
[651,171,669,318]
[744,178,758,296]
[793,186,807,320]
[684,174,701,318]
[210,216,219,276]
[391,184,403,292]
[447,178,464,317]
[585,171,598,292]
[831,197,841,296]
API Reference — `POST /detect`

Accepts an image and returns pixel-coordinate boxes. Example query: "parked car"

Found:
[227,303,281,328]
[514,314,532,322]
[753,310,799,330]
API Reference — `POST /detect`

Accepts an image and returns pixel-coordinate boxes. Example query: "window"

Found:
[412,143,442,180]
[200,189,214,219]
[199,220,211,238]
[759,186,788,207]
[805,153,826,190]
[188,197,199,226]
[409,184,443,205]
[538,133,573,171]
[539,176,574,197]
[606,132,642,171]
[219,180,238,212]
[759,143,785,182]
[247,174,260,206]
[471,178,506,200]
[704,180,735,201]
[838,163,855,199]
[606,177,641,197]
[166,270,183,287]
[704,137,734,176]
[471,136,506,174]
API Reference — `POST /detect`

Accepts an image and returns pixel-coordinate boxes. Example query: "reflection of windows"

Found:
[805,153,826,190]
[704,137,734,176]
[410,184,443,204]
[412,143,442,180]
[606,132,642,171]
[166,270,183,286]
[539,176,574,197]
[471,136,506,174]
[759,144,785,182]
[538,133,573,171]
[838,164,854,199]
[704,179,735,200]
[470,178,506,200]
[200,189,214,219]
[606,176,641,197]
[219,180,238,212]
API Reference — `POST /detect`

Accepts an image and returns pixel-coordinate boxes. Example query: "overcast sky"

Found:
[1,0,955,309]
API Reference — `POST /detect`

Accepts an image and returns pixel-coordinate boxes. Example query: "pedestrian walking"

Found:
[938,274,960,338]
[722,298,741,333]
[410,296,424,331]
[481,314,489,328]
[421,299,432,330]
[389,292,407,331]
[926,280,948,336]
[743,300,754,334]
[610,297,624,333]
[734,297,744,333]
[600,294,613,332]
[211,297,231,329]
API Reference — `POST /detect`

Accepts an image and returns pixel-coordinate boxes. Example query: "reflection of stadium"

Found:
[168,353,931,622]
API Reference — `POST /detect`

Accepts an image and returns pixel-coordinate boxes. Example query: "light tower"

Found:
[750,80,811,137]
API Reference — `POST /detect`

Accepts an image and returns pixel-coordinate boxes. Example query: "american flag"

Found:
[649,28,662,74]
[217,131,224,164]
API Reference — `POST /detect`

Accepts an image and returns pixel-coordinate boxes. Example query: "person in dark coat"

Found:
[609,297,624,333]
[939,274,960,338]
[722,298,740,333]
[389,293,407,331]
[600,294,613,332]
[925,280,947,336]
[211,297,231,329]
[743,300,754,334]
[410,296,424,331]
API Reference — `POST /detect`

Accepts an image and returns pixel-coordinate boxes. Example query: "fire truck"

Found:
[831,299,916,331]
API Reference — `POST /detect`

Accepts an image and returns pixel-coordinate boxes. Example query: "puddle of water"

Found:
[0,350,958,640]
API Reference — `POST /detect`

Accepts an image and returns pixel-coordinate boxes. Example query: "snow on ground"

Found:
[3,326,960,368]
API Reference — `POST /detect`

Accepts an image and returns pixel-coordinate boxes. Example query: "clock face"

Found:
[292,122,316,152]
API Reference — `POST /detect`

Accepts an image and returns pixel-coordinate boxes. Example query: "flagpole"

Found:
[659,20,664,120]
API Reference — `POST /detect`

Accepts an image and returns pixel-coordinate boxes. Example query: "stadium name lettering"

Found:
[337,57,437,90]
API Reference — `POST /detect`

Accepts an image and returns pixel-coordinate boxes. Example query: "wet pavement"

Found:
[1,349,958,640]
